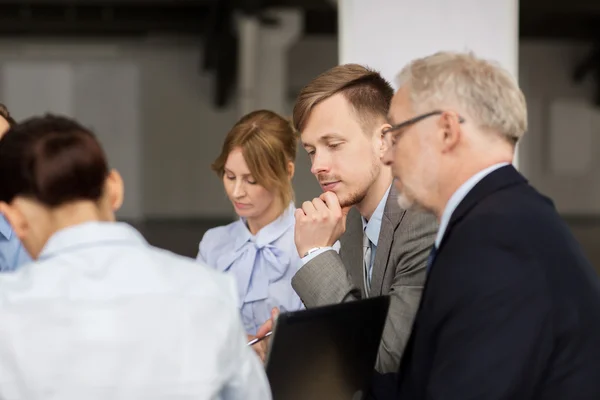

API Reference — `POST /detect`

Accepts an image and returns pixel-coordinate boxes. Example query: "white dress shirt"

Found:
[0,221,271,400]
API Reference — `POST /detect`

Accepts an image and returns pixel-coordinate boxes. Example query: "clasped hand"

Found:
[294,191,350,257]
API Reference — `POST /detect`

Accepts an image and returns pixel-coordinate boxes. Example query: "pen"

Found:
[247,331,272,346]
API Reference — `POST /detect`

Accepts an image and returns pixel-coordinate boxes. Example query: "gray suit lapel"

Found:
[340,207,366,296]
[370,187,405,295]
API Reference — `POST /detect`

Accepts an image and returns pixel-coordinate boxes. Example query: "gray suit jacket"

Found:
[292,188,438,373]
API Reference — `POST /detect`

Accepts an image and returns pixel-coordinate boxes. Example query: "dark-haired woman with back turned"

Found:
[197,110,303,338]
[0,115,270,400]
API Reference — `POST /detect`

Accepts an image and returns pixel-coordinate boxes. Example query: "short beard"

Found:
[338,155,380,208]
[339,189,368,209]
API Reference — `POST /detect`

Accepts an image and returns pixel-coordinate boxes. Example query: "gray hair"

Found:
[396,51,527,144]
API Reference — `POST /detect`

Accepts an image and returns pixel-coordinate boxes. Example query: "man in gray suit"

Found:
[256,64,437,373]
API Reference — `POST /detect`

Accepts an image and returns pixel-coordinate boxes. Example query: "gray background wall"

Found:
[0,36,598,270]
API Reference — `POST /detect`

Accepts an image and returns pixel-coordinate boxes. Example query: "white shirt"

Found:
[435,163,510,248]
[0,221,271,400]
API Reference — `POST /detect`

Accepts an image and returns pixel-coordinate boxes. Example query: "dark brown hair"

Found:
[0,114,109,206]
[293,63,394,133]
[212,110,297,209]
[0,103,17,126]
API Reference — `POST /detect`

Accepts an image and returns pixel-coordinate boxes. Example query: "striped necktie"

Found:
[363,230,372,295]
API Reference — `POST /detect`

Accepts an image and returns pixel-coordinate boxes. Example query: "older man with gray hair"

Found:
[372,51,600,399]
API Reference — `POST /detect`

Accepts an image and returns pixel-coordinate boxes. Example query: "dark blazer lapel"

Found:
[370,186,406,296]
[438,165,526,251]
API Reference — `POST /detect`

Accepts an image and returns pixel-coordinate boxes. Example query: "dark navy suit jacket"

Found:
[371,165,600,400]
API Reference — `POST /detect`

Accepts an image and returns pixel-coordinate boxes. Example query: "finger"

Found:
[271,307,280,321]
[320,191,342,216]
[294,208,306,221]
[311,197,329,213]
[251,342,267,363]
[256,342,268,363]
[256,319,273,338]
[301,200,317,215]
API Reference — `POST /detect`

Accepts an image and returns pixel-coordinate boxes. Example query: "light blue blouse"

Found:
[0,215,31,272]
[197,203,304,335]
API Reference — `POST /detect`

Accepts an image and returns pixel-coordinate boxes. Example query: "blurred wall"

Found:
[519,40,600,216]
[0,36,333,220]
[0,36,597,219]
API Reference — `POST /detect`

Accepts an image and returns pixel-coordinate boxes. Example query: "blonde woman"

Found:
[197,110,303,336]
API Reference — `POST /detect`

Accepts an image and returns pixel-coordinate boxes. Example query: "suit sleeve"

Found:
[292,210,437,373]
[292,249,361,307]
[426,222,553,399]
[376,210,437,373]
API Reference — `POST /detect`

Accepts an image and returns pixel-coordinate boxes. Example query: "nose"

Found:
[232,179,246,199]
[310,152,330,176]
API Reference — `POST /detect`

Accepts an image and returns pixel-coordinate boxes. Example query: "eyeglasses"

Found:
[382,110,465,147]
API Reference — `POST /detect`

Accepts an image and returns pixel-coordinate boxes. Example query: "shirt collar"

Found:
[0,215,13,240]
[233,202,296,251]
[38,221,147,260]
[435,162,510,248]
[361,185,392,246]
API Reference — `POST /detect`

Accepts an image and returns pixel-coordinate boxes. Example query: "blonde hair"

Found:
[396,51,527,145]
[212,110,297,210]
[293,63,394,133]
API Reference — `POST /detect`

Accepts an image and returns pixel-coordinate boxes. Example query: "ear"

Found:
[377,123,392,156]
[439,112,462,152]
[0,201,28,241]
[287,161,295,180]
[105,169,124,212]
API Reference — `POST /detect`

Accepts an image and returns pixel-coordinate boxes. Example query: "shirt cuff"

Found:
[300,241,341,266]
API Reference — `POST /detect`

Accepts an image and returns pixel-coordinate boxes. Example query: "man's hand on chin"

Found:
[294,191,350,257]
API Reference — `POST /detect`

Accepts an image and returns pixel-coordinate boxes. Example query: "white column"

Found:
[338,0,520,166]
[233,9,302,218]
[237,13,261,116]
[255,9,302,115]
[236,8,302,118]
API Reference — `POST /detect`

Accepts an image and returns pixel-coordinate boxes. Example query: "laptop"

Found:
[265,296,390,400]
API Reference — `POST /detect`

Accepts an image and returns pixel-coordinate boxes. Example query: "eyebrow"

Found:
[303,133,345,147]
[223,168,251,176]
[321,133,345,142]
